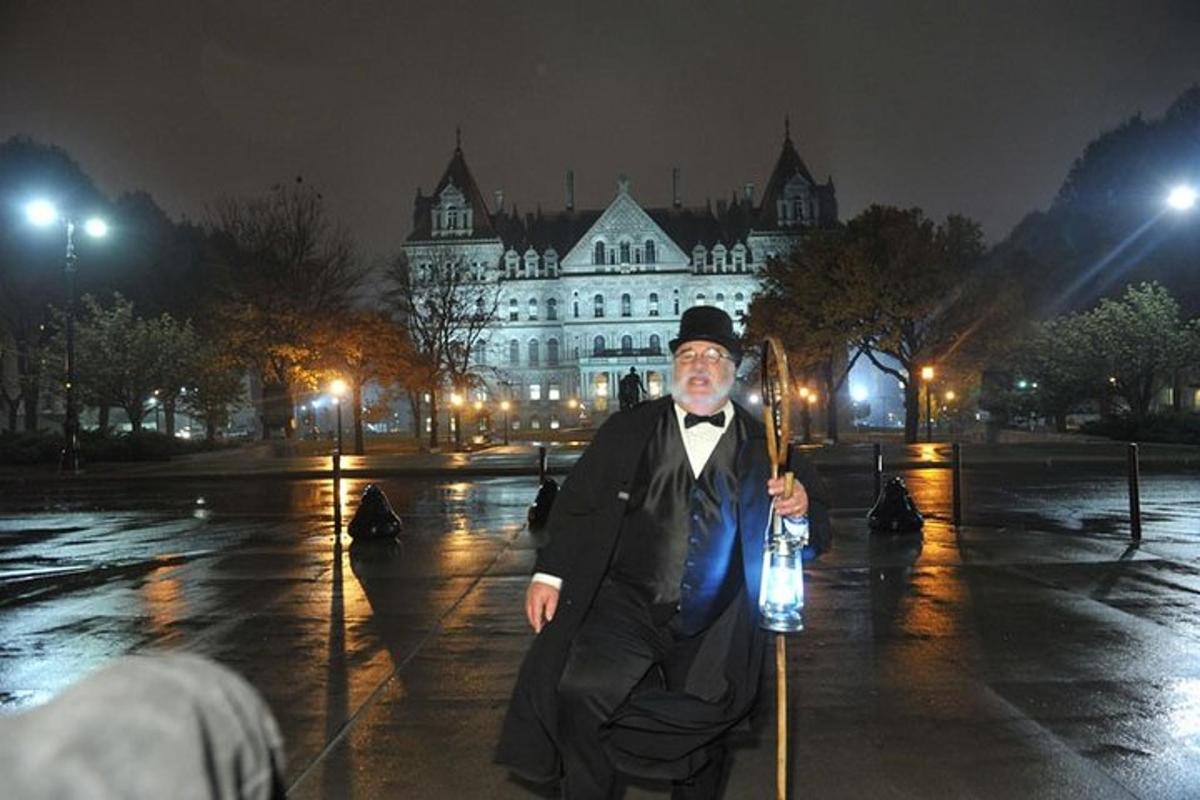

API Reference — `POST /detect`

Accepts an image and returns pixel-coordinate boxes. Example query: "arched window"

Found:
[475,297,486,318]
[695,292,706,307]
[734,292,746,317]
[621,293,632,317]
[619,241,631,264]
[547,298,558,321]
[508,298,519,321]
[573,292,580,318]
[648,292,659,317]
[528,339,540,367]
[621,335,633,354]
[593,241,606,265]
[649,334,661,354]
[593,335,606,355]
[473,341,488,365]
[528,297,538,320]
[509,339,520,365]
[645,240,656,264]
[594,294,605,318]
[547,338,560,366]
[715,292,726,309]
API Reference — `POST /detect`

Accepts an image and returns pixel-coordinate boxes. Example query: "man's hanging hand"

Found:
[525,582,560,633]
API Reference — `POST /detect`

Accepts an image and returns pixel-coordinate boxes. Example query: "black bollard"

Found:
[868,476,924,534]
[538,446,547,483]
[952,443,962,527]
[348,484,404,542]
[1127,442,1142,543]
[528,478,559,539]
[873,443,883,501]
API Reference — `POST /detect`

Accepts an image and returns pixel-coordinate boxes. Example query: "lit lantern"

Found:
[759,532,805,632]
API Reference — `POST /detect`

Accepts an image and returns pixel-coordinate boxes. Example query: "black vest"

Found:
[609,407,742,636]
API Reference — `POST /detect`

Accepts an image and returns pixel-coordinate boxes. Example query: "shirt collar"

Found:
[673,399,734,433]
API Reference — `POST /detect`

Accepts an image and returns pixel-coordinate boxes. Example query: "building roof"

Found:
[406,140,498,242]
[753,124,837,230]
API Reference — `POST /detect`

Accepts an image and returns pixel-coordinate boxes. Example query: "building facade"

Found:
[402,128,838,432]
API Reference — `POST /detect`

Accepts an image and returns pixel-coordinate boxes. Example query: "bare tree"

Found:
[385,253,499,449]
[207,179,366,438]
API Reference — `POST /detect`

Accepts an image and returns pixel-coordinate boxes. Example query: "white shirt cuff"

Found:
[531,572,563,590]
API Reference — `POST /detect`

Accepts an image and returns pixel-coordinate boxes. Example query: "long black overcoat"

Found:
[495,396,830,783]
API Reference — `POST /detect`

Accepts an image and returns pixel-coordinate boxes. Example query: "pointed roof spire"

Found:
[784,114,791,142]
[455,125,462,152]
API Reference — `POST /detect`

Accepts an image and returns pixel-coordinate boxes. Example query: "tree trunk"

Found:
[22,384,39,432]
[1172,370,1183,413]
[206,418,217,443]
[821,358,839,444]
[126,406,147,431]
[408,390,422,438]
[164,398,177,437]
[1054,411,1068,433]
[353,383,365,455]
[904,380,920,443]
[98,404,111,434]
[428,392,440,449]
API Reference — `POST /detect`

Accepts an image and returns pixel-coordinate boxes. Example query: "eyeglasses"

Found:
[674,346,733,365]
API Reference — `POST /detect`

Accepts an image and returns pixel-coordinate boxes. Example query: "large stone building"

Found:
[402,127,837,433]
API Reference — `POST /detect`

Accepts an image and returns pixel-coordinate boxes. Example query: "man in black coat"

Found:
[497,307,831,799]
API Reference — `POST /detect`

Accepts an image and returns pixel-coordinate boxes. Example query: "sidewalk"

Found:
[2,438,1198,483]
[2,467,1199,798]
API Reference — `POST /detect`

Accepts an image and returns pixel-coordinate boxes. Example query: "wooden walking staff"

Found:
[759,336,802,800]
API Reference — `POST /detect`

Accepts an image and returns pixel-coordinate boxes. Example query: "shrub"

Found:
[1079,413,1200,445]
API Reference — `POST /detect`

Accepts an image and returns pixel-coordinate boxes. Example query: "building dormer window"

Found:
[505,249,519,277]
[593,241,606,266]
[433,181,470,237]
[619,241,631,264]
[732,243,746,271]
[711,244,727,273]
[692,245,706,271]
[524,248,539,277]
[645,240,656,264]
[544,248,558,276]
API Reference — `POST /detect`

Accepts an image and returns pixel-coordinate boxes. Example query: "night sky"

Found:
[2,1,1198,257]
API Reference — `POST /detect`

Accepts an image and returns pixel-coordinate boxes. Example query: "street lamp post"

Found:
[450,392,464,450]
[921,365,935,443]
[330,379,347,477]
[500,400,511,445]
[25,201,108,473]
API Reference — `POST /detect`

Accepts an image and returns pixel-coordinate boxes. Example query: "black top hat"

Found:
[669,306,743,364]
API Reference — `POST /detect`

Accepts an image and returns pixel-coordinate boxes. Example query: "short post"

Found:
[873,442,883,500]
[951,442,962,527]
[1127,442,1142,543]
[538,445,547,483]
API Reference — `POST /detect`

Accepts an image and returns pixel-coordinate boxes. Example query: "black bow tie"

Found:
[684,411,725,429]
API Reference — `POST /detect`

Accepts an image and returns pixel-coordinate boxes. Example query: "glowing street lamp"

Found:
[25,199,109,473]
[1167,184,1197,212]
[500,400,511,445]
[920,366,935,443]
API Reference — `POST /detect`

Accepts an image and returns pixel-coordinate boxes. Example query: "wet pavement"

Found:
[0,449,1199,798]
